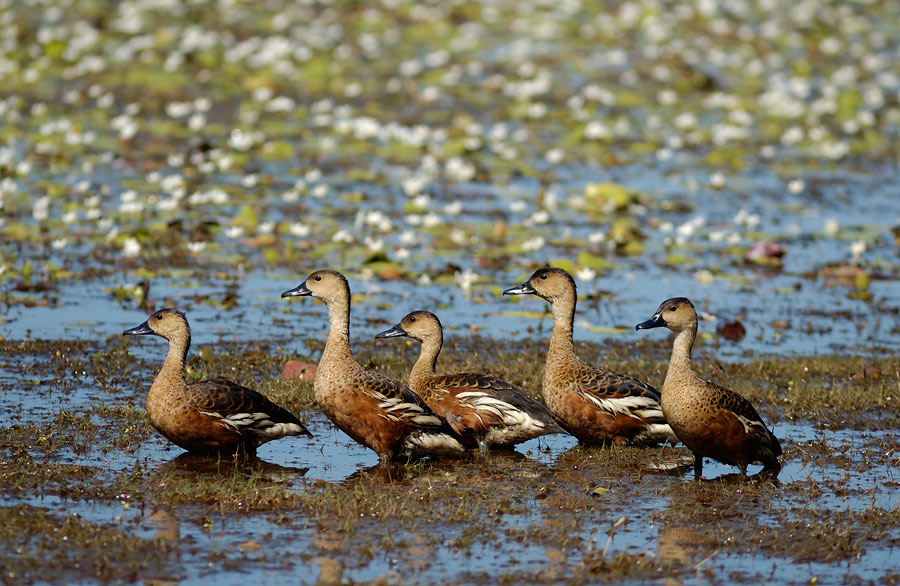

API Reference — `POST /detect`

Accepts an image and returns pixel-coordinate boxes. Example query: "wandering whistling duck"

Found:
[503,267,677,446]
[123,308,312,455]
[636,297,782,479]
[281,270,465,462]
[375,310,567,452]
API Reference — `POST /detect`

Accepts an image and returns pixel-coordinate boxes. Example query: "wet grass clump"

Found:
[1,335,899,583]
[0,505,179,584]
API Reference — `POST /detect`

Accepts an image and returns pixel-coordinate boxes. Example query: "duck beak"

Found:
[123,320,153,336]
[281,280,311,298]
[635,313,665,331]
[375,323,407,339]
[502,280,536,296]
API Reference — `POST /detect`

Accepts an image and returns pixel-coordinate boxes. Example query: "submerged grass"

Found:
[1,335,899,583]
[0,504,179,584]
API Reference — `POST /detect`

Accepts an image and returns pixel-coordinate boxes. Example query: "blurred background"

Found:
[0,0,898,355]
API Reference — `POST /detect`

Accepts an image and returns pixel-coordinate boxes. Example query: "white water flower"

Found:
[455,268,477,292]
[364,236,384,252]
[33,196,51,221]
[824,218,839,237]
[224,226,243,239]
[51,238,68,250]
[576,267,597,281]
[290,223,310,237]
[332,229,354,244]
[694,269,715,285]
[186,241,207,253]
[787,179,805,194]
[588,231,606,243]
[444,201,463,216]
[544,148,564,164]
[849,240,866,263]
[122,237,141,258]
[509,200,527,214]
[521,236,545,252]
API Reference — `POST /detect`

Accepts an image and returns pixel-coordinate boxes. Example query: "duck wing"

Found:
[704,380,782,457]
[428,373,564,435]
[187,377,313,438]
[571,364,665,422]
[359,369,447,429]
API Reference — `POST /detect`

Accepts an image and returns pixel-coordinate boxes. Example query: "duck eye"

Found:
[314,275,322,281]
[155,314,163,320]
[668,306,677,312]
[540,273,548,280]
[409,317,416,322]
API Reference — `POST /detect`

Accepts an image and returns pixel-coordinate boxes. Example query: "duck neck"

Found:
[152,332,189,393]
[664,324,696,386]
[321,292,355,365]
[547,294,577,366]
[409,334,441,392]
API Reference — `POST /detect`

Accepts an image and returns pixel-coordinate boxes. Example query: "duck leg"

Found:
[693,453,703,480]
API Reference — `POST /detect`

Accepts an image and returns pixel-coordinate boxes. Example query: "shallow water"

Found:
[3,412,898,585]
[3,0,900,583]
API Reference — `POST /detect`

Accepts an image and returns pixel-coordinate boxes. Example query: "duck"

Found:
[635,297,782,479]
[503,267,677,446]
[123,308,312,455]
[281,270,465,462]
[375,310,567,452]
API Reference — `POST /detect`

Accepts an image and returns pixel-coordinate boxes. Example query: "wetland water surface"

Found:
[2,0,900,583]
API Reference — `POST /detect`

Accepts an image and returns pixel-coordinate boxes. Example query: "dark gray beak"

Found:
[282,280,311,298]
[123,320,153,336]
[635,313,665,331]
[502,281,536,296]
[375,323,407,339]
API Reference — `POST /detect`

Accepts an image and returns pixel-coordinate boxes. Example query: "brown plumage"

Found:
[282,271,465,462]
[636,297,782,479]
[503,267,677,446]
[375,310,566,451]
[123,308,312,455]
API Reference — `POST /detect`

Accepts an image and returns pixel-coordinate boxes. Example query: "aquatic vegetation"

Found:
[0,0,899,583]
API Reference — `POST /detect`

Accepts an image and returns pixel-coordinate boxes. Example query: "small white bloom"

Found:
[224,226,243,239]
[787,179,805,194]
[529,210,550,224]
[258,221,275,235]
[332,229,354,243]
[824,218,839,237]
[186,241,207,253]
[588,231,606,243]
[444,201,463,216]
[694,269,715,285]
[509,200,527,214]
[364,236,384,252]
[455,268,477,292]
[576,267,596,281]
[544,148,564,164]
[849,240,866,262]
[395,247,410,260]
[290,223,310,237]
[122,237,141,258]
[521,236,545,251]
[51,238,68,250]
